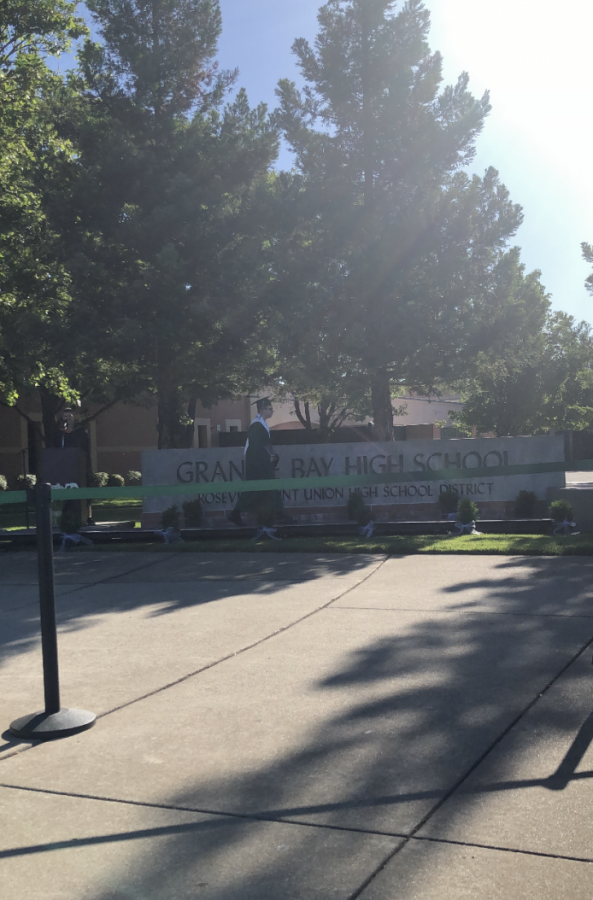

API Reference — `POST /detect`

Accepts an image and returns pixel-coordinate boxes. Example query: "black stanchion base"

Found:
[9,708,96,740]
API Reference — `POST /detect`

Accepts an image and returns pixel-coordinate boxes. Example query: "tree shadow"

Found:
[0,550,377,670]
[3,556,592,898]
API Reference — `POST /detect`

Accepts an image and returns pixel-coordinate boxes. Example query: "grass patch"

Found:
[71,533,593,556]
[0,498,142,530]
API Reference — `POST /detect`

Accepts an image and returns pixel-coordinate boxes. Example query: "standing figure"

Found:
[56,408,94,525]
[228,397,289,526]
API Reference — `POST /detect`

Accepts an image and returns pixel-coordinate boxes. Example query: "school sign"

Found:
[141,435,565,527]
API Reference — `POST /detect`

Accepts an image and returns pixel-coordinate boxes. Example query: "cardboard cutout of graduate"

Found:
[229,398,290,526]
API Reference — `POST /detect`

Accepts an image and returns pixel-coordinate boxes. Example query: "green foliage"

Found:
[16,474,37,489]
[273,0,527,438]
[452,310,593,436]
[161,504,180,531]
[90,472,109,487]
[126,470,142,485]
[515,490,537,518]
[0,1,88,410]
[71,0,279,449]
[457,497,479,524]
[182,498,203,527]
[438,488,459,515]
[0,475,7,491]
[549,499,574,523]
[107,473,125,488]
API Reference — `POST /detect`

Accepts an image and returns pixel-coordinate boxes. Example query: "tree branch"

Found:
[78,397,121,427]
[0,398,43,441]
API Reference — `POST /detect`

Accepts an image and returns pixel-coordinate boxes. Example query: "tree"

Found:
[452,308,593,436]
[0,0,87,438]
[67,0,279,448]
[275,0,526,439]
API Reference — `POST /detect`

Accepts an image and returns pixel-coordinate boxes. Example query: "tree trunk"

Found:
[183,396,197,449]
[39,387,64,449]
[293,398,313,431]
[157,379,189,449]
[317,400,338,443]
[370,369,393,441]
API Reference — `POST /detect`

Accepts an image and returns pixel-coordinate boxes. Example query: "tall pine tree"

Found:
[275,0,528,439]
[74,0,279,447]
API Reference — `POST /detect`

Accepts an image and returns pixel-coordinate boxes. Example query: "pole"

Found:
[9,483,96,740]
[36,481,60,713]
[21,448,29,530]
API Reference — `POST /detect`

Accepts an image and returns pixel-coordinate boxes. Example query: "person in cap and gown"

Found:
[54,408,94,525]
[228,398,292,526]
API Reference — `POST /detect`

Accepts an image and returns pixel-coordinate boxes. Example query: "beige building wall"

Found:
[0,395,254,483]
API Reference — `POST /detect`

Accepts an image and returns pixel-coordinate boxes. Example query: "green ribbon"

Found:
[0,458,588,505]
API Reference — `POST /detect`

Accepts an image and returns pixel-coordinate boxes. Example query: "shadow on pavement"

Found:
[0,551,375,667]
[4,556,593,898]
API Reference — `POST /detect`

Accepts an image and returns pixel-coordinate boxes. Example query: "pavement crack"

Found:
[94,555,390,720]
[2,555,390,752]
[0,781,407,841]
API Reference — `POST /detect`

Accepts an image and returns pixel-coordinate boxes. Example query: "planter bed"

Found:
[0,518,555,548]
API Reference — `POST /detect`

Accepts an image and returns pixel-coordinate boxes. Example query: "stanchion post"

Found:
[36,481,60,713]
[9,482,96,740]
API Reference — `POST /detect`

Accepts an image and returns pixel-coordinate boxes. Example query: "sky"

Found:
[58,1,593,325]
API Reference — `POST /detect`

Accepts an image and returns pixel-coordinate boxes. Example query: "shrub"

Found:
[126,470,142,485]
[182,498,203,527]
[16,474,36,489]
[59,506,81,534]
[438,488,459,515]
[457,497,480,524]
[515,490,537,518]
[107,473,125,488]
[161,504,180,531]
[549,499,574,523]
[90,472,109,488]
[0,475,7,491]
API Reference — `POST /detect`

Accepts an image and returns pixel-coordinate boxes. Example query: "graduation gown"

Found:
[235,419,282,512]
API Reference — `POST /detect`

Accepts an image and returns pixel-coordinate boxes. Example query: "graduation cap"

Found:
[251,396,273,412]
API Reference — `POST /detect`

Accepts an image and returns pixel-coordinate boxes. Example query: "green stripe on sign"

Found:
[0,458,588,505]
[0,491,27,505]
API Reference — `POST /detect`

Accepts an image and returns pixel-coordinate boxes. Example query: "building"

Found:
[0,392,463,485]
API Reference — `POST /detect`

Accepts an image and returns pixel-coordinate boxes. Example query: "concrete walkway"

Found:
[2,550,593,899]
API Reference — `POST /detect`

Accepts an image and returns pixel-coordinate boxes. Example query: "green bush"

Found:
[16,474,36,489]
[0,475,7,491]
[438,488,459,515]
[90,472,109,488]
[59,506,81,534]
[107,473,125,488]
[126,470,142,485]
[549,499,574,522]
[161,504,180,531]
[457,497,480,524]
[515,490,537,518]
[182,498,203,527]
